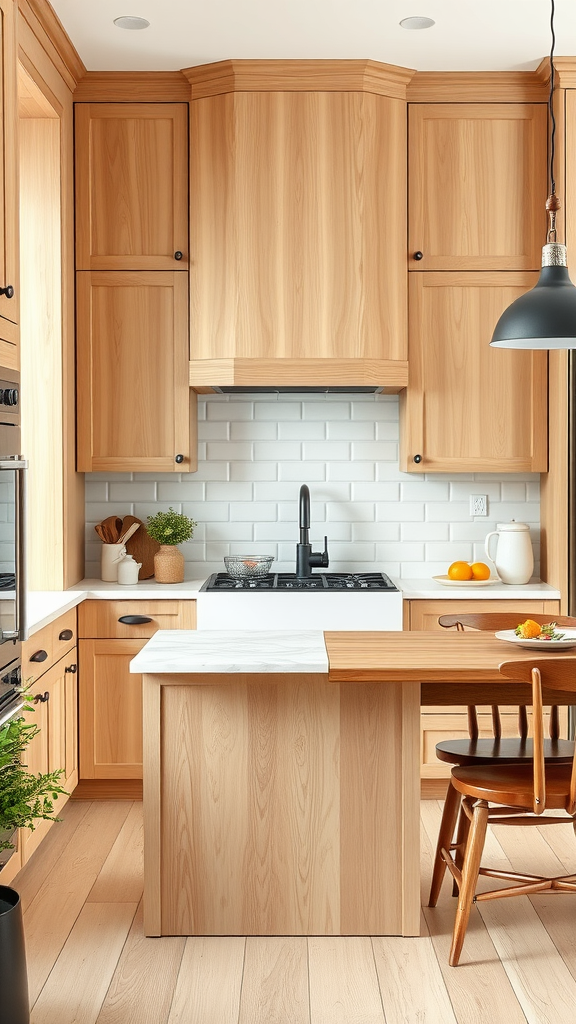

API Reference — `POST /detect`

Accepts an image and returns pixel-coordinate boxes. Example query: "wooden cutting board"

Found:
[121,515,159,580]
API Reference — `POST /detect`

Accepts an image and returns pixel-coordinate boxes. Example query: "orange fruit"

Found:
[470,561,490,580]
[515,619,542,639]
[447,561,473,581]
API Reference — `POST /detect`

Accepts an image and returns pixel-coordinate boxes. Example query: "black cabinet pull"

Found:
[413,454,423,464]
[65,664,77,674]
[174,250,183,260]
[30,649,48,663]
[0,285,14,298]
[413,251,423,261]
[175,454,184,464]
[34,691,49,703]
[118,615,152,625]
[59,628,73,641]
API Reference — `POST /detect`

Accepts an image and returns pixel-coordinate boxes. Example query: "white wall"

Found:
[84,393,540,580]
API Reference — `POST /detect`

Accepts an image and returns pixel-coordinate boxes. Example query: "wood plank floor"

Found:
[9,799,576,1024]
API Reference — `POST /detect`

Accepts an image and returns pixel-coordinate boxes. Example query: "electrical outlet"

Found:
[470,494,488,517]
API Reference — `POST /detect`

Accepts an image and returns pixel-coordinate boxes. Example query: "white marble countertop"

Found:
[129,629,329,674]
[399,578,562,600]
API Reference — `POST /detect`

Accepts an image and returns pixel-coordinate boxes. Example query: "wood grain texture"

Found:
[407,600,561,632]
[29,902,137,1023]
[71,779,143,800]
[372,927,459,1024]
[190,90,407,367]
[308,936,385,1024]
[189,357,409,390]
[75,103,188,270]
[95,902,185,1024]
[184,58,415,100]
[238,937,309,1024]
[76,271,194,472]
[407,71,549,103]
[79,599,196,638]
[74,71,190,102]
[17,0,85,89]
[168,937,245,1024]
[88,802,143,904]
[400,272,547,473]
[79,639,146,780]
[409,103,547,270]
[0,0,19,328]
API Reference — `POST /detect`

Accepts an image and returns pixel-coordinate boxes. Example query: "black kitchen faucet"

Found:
[296,484,329,578]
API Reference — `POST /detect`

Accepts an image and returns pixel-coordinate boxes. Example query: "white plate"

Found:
[432,575,497,588]
[494,629,576,651]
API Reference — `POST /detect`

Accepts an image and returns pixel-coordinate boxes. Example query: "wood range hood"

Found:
[189,359,409,396]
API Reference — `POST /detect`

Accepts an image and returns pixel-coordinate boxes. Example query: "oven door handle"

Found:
[0,459,27,642]
[0,699,24,728]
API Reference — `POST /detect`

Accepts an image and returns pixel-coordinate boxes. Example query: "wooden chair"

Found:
[428,656,576,967]
[436,613,576,767]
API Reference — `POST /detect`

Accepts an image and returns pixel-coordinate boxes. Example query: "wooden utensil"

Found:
[120,515,159,579]
[100,515,122,543]
[94,524,108,542]
[117,521,140,546]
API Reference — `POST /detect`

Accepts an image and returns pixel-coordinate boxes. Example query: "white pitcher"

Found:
[484,521,534,585]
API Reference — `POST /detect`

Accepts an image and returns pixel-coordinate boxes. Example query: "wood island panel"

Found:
[143,671,420,937]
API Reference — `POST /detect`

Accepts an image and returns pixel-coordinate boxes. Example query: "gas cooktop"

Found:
[201,572,398,592]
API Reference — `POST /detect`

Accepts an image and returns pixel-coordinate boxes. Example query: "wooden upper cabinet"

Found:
[190,88,408,382]
[400,272,548,473]
[75,103,188,270]
[0,0,18,333]
[408,103,547,270]
[76,271,196,472]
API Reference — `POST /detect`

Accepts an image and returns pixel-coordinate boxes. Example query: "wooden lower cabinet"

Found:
[19,645,78,864]
[407,599,563,780]
[78,600,196,783]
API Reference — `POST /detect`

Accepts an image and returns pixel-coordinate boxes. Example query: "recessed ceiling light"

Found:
[399,16,435,29]
[113,15,150,30]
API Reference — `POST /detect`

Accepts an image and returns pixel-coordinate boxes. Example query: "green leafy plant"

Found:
[146,507,197,546]
[0,708,67,853]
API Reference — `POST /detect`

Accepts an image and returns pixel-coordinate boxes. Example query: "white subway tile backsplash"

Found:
[85,394,541,579]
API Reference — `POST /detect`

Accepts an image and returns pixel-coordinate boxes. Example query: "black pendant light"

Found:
[490,0,576,349]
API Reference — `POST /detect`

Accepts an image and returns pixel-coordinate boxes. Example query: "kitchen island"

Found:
[132,627,574,938]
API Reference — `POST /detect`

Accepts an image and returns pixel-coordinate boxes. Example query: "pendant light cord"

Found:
[549,0,556,197]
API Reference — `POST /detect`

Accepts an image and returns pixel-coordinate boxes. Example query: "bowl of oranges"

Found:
[433,561,496,587]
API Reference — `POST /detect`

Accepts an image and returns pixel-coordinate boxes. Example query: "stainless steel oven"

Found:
[0,366,26,724]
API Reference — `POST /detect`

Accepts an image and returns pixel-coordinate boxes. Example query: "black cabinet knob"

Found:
[59,629,73,641]
[30,649,48,663]
[0,285,14,298]
[64,664,77,674]
[175,454,184,464]
[174,251,183,260]
[413,251,424,261]
[413,454,423,464]
[118,615,152,625]
[34,691,49,703]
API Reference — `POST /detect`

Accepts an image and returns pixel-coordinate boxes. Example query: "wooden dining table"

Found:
[323,629,576,936]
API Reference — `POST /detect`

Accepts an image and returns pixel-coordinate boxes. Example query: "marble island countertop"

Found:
[129,629,329,674]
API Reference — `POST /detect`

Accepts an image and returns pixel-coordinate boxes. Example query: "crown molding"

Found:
[73,71,190,102]
[18,0,85,89]
[537,56,576,90]
[183,59,415,101]
[408,70,549,103]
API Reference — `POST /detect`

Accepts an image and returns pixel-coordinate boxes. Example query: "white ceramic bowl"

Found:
[224,555,274,579]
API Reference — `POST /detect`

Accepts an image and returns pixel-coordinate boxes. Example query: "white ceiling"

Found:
[48,0,576,74]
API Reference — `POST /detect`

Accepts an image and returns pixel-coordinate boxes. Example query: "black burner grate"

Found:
[201,572,398,592]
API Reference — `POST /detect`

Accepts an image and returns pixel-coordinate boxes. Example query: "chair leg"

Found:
[428,780,461,908]
[449,799,489,967]
[452,800,470,896]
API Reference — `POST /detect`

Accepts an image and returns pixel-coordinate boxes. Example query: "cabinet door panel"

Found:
[0,0,18,326]
[408,599,560,631]
[409,103,546,270]
[79,639,144,780]
[75,103,188,270]
[401,272,547,472]
[76,271,194,472]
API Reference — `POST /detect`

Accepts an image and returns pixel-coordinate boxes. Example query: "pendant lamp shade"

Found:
[490,244,576,349]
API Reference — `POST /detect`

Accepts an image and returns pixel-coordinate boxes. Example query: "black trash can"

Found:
[0,886,29,1024]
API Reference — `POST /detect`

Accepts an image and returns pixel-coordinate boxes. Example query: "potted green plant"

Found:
[146,507,197,583]
[0,707,67,1024]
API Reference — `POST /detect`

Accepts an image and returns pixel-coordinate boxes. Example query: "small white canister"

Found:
[117,553,142,586]
[101,543,126,582]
